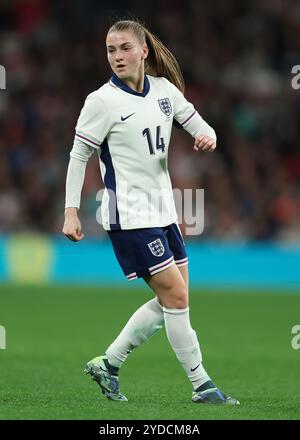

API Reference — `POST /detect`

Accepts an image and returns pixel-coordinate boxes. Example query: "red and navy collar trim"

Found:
[110,73,150,97]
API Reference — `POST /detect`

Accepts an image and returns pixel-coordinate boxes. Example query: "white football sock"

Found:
[163,306,210,390]
[105,297,164,368]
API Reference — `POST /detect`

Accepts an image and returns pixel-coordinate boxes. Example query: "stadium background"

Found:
[0,0,299,420]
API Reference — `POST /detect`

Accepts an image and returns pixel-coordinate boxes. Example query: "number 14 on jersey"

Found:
[143,126,165,155]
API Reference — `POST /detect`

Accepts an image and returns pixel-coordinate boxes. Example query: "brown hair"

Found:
[108,20,185,93]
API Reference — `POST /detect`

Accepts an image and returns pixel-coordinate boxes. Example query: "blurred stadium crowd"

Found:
[0,0,300,241]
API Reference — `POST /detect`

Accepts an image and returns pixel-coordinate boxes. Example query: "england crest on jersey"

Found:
[158,98,172,116]
[147,238,165,257]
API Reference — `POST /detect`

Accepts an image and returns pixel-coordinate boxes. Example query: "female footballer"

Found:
[63,19,239,405]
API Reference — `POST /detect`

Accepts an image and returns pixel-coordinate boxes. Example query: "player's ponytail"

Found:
[108,20,185,93]
[143,27,185,93]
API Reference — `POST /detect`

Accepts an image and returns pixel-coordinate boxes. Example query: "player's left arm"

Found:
[193,134,216,153]
[167,80,217,153]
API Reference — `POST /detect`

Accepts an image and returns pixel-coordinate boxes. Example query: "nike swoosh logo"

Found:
[191,364,200,372]
[121,112,135,121]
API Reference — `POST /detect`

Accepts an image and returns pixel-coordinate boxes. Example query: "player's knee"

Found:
[172,295,188,309]
[164,285,188,309]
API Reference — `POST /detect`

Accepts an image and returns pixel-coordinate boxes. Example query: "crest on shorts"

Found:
[158,98,172,116]
[147,238,165,257]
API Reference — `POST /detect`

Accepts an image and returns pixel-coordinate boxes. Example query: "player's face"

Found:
[106,31,148,80]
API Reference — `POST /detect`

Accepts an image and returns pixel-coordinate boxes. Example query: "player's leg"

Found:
[144,263,211,388]
[84,228,169,401]
[102,264,189,372]
[103,226,177,370]
[110,265,189,361]
[105,295,164,367]
[146,262,239,404]
[84,296,165,401]
[178,263,189,292]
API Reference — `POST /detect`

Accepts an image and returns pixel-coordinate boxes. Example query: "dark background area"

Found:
[1,0,300,241]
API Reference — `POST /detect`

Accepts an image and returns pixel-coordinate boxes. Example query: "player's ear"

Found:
[142,43,149,60]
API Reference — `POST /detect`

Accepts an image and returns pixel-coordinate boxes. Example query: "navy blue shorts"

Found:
[107,223,188,281]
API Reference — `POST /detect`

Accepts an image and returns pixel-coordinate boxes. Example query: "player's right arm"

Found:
[63,139,94,241]
[63,208,84,242]
[62,91,111,242]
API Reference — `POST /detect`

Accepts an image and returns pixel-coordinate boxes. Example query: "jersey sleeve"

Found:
[167,80,216,140]
[65,138,95,209]
[74,92,111,149]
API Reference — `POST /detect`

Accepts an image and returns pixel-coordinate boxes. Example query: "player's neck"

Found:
[122,70,145,93]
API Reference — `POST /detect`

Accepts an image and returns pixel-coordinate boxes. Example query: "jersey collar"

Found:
[110,73,150,97]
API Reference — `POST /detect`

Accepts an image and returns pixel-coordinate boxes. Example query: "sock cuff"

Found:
[154,296,164,310]
[163,306,189,315]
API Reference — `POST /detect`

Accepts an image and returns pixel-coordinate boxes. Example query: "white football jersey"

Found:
[74,74,216,231]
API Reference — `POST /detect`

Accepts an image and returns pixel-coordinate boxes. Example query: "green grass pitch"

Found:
[0,284,299,420]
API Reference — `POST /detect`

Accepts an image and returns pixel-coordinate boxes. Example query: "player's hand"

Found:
[193,135,216,152]
[62,208,85,242]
